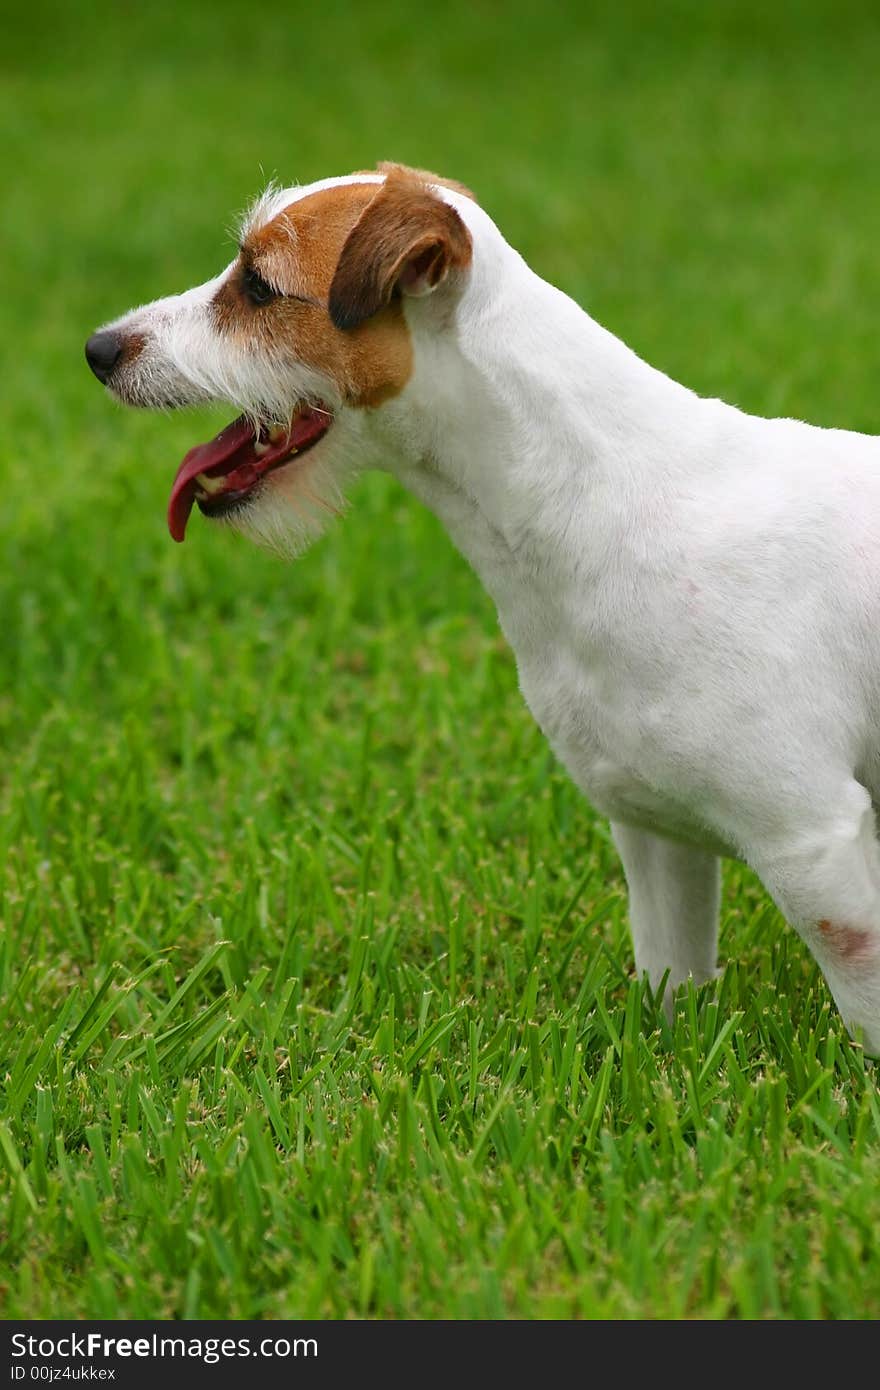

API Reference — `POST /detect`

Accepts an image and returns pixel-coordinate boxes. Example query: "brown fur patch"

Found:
[213,168,473,407]
[121,331,146,367]
[246,182,379,299]
[817,919,878,965]
[374,162,477,204]
[219,181,413,407]
[328,167,473,330]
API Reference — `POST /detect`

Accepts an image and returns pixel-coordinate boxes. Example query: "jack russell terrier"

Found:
[85,163,880,1053]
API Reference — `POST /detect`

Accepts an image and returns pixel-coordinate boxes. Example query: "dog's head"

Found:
[85,164,475,553]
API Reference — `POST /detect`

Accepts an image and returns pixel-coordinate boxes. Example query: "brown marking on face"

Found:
[120,331,146,367]
[211,168,472,407]
[817,919,878,965]
[328,167,473,330]
[247,182,379,298]
[212,181,410,407]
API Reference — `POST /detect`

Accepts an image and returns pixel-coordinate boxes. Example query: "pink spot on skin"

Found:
[817,920,878,965]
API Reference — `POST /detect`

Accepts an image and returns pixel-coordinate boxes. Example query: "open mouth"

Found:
[167,404,333,542]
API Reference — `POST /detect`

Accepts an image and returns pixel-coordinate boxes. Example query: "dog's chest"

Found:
[487,559,736,855]
[406,459,734,853]
[516,644,734,853]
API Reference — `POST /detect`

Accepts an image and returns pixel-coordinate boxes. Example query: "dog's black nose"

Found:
[85,330,123,383]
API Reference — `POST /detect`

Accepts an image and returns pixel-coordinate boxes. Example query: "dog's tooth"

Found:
[269,425,286,443]
[253,439,270,456]
[196,472,225,494]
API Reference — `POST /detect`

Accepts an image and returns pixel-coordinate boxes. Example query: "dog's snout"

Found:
[85,329,124,383]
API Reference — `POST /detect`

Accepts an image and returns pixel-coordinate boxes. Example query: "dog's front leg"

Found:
[611,822,721,1015]
[745,779,880,1055]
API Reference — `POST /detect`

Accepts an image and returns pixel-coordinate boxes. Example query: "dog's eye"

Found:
[242,266,278,307]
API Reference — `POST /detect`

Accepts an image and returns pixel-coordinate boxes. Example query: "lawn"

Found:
[3,0,880,1319]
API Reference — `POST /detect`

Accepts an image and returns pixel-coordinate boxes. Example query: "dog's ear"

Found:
[329,169,472,330]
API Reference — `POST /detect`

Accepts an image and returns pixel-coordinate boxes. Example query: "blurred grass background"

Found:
[2,0,880,1319]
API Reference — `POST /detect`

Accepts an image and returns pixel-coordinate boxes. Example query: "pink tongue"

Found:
[167,415,255,543]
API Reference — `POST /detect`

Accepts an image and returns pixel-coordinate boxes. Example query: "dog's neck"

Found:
[376,222,728,650]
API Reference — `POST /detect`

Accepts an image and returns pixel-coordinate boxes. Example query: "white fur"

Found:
[99,173,880,1051]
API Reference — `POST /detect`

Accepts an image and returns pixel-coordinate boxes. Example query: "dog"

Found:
[86,162,880,1052]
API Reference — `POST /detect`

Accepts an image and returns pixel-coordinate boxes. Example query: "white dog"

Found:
[86,163,880,1051]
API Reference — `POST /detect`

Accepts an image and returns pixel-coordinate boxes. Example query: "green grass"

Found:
[3,0,880,1319]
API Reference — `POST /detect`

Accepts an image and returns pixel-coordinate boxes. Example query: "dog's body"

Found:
[86,165,880,1050]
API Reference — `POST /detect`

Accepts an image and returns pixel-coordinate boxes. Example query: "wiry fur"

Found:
[88,167,880,1054]
[228,443,351,560]
[235,181,289,244]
